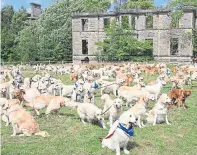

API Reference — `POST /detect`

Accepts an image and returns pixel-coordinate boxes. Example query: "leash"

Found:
[101,103,115,115]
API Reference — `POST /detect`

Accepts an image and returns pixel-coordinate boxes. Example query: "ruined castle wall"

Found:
[72,8,196,63]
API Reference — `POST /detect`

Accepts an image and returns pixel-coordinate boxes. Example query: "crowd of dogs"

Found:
[0,62,196,155]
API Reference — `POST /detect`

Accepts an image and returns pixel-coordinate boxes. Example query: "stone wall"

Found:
[72,8,196,63]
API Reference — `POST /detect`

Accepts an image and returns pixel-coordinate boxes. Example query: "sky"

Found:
[1,0,168,11]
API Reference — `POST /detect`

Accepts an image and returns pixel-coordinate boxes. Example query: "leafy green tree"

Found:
[1,5,14,29]
[1,28,15,61]
[1,5,15,62]
[96,21,152,61]
[121,0,154,9]
[35,0,110,61]
[169,0,197,9]
[10,7,27,35]
[10,7,28,61]
[16,21,39,62]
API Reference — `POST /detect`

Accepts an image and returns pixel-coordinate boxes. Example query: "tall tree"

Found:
[1,5,15,62]
[34,0,110,61]
[16,21,39,62]
[1,5,14,29]
[10,7,28,61]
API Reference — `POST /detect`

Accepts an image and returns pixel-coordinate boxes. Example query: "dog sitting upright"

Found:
[146,94,171,126]
[101,111,137,155]
[6,102,49,137]
[168,88,191,109]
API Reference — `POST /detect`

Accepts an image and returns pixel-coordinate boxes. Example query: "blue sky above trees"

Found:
[1,0,168,11]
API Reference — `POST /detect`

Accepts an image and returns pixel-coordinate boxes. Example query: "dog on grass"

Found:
[101,111,137,155]
[77,103,106,129]
[146,94,171,126]
[168,88,191,109]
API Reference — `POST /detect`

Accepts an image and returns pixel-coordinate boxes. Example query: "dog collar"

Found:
[118,123,134,137]
[74,83,79,88]
[92,81,99,89]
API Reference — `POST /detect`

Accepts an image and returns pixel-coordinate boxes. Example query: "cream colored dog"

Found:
[101,94,122,127]
[77,103,106,129]
[26,96,66,115]
[101,111,137,155]
[147,94,171,126]
[128,96,149,128]
[0,98,9,126]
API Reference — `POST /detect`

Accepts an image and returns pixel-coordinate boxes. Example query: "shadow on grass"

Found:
[127,141,140,150]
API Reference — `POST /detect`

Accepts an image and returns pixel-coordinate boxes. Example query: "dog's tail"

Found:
[99,138,103,142]
[35,131,50,137]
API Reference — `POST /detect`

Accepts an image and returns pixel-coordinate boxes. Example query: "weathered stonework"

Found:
[72,8,196,63]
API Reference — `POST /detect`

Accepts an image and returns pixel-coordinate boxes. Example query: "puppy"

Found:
[77,103,106,129]
[101,94,122,127]
[128,96,149,128]
[7,103,49,137]
[168,88,191,109]
[147,94,171,126]
[101,111,137,155]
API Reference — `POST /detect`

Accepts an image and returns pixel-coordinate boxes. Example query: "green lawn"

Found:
[1,69,197,155]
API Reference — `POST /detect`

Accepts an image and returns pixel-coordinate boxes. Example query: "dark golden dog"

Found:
[168,89,191,109]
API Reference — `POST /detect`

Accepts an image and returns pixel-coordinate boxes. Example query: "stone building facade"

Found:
[27,3,42,20]
[72,7,196,63]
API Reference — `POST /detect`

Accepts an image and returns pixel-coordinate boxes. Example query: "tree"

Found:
[96,21,152,62]
[34,0,110,61]
[1,5,15,62]
[121,0,154,10]
[1,5,14,30]
[169,0,197,9]
[10,7,28,61]
[16,21,39,62]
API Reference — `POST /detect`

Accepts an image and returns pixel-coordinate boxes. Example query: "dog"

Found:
[13,89,25,105]
[77,103,106,129]
[6,103,49,137]
[0,98,9,126]
[128,96,149,128]
[168,89,191,109]
[142,79,166,100]
[146,94,171,126]
[27,95,65,115]
[101,111,137,155]
[101,94,122,127]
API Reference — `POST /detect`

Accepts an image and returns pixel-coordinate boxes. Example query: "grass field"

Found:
[1,70,197,155]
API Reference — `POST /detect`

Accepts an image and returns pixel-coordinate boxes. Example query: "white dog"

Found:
[101,94,122,127]
[101,111,137,155]
[146,94,171,126]
[77,103,106,129]
[143,79,166,99]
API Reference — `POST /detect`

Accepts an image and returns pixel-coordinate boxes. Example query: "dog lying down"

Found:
[7,103,49,137]
[77,103,106,129]
[101,111,137,155]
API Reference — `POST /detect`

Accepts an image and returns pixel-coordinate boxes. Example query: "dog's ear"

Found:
[143,96,148,102]
[119,111,130,126]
